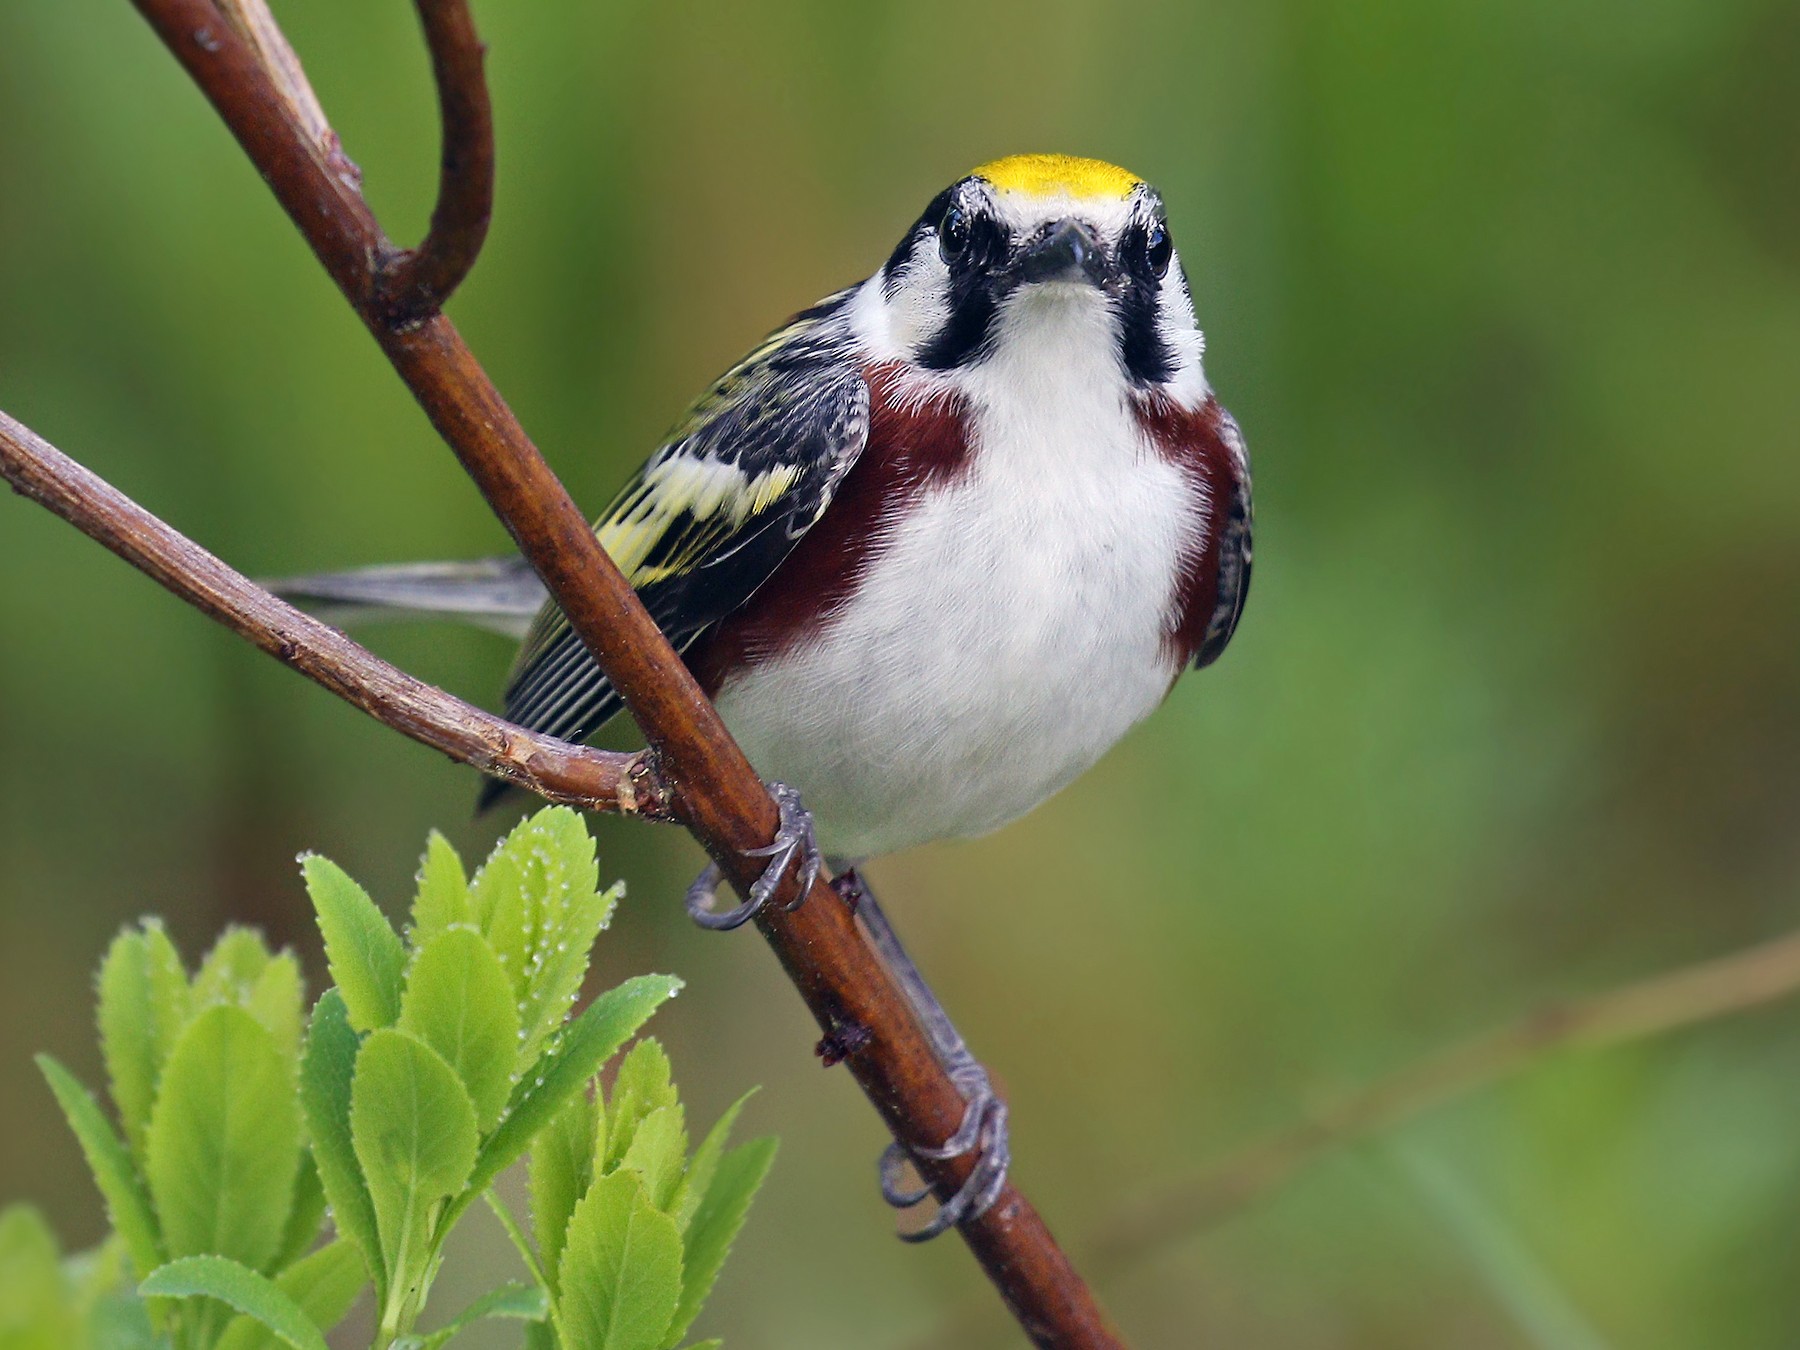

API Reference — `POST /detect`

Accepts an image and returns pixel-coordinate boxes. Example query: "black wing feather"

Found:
[486,295,868,796]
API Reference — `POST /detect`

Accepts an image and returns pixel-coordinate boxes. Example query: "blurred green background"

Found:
[5,1,1800,1346]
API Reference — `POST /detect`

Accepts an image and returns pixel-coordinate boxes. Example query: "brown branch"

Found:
[373,0,494,323]
[0,410,674,821]
[914,927,1800,1350]
[58,2,1128,1344]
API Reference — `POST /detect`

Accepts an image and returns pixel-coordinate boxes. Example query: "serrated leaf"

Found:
[619,1105,687,1216]
[529,1094,596,1299]
[468,844,525,996]
[141,1255,327,1350]
[302,855,405,1033]
[604,1040,676,1172]
[0,1204,78,1350]
[411,831,473,948]
[37,1055,164,1280]
[194,928,273,1008]
[350,1028,479,1282]
[419,1281,549,1347]
[215,1240,366,1350]
[96,923,188,1165]
[246,952,306,1068]
[398,928,521,1133]
[558,1170,681,1350]
[272,1155,327,1273]
[145,1005,302,1272]
[453,975,680,1222]
[471,808,618,1074]
[666,1137,777,1348]
[676,1090,756,1234]
[299,992,381,1295]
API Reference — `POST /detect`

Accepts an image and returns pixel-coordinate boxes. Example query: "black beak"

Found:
[1012,219,1105,285]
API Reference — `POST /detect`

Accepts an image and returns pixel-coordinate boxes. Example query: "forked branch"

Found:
[11,1,1130,1345]
[373,0,494,323]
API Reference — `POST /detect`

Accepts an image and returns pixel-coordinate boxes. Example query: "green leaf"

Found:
[0,1204,79,1350]
[456,975,681,1220]
[471,808,619,1073]
[677,1342,723,1350]
[246,952,306,1069]
[619,1105,687,1216]
[666,1137,777,1348]
[603,1040,676,1172]
[299,992,381,1293]
[145,1004,302,1272]
[398,928,521,1133]
[419,1282,548,1347]
[190,932,305,1091]
[194,927,273,1007]
[272,1155,327,1273]
[410,831,473,949]
[141,1255,327,1350]
[529,1094,597,1298]
[557,1170,682,1350]
[468,842,526,999]
[350,1028,479,1281]
[96,922,188,1164]
[36,1055,164,1280]
[302,854,405,1033]
[676,1090,756,1234]
[215,1241,367,1350]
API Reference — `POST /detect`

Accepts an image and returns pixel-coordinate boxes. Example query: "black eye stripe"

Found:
[886,178,1187,380]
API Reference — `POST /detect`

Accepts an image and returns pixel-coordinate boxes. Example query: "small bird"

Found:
[277,153,1251,1239]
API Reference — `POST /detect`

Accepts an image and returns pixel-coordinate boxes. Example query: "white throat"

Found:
[716,276,1204,859]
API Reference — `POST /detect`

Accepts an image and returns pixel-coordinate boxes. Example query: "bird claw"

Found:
[685,781,821,931]
[691,810,1012,1242]
[879,1059,1012,1242]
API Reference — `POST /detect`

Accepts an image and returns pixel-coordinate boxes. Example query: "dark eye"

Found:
[1143,222,1172,279]
[939,205,971,263]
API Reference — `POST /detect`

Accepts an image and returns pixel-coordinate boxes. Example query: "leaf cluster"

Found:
[15,809,772,1350]
[522,1039,776,1350]
[36,918,356,1350]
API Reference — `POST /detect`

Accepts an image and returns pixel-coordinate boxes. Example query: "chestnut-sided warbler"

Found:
[279,153,1252,1238]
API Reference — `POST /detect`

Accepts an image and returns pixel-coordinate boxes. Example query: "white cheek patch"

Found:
[851,252,952,364]
[1155,250,1209,404]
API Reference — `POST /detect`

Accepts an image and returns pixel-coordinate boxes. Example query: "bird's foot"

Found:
[685,781,822,931]
[880,1055,1012,1242]
[832,867,1013,1240]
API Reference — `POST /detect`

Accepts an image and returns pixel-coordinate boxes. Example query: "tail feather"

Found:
[265,557,547,639]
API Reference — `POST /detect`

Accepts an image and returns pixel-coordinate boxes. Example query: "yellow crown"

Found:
[972,154,1141,201]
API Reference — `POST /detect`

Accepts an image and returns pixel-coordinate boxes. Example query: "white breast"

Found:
[713,285,1205,859]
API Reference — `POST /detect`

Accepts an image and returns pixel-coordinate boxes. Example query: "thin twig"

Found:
[0,410,672,820]
[914,926,1800,1349]
[373,0,494,323]
[84,3,1124,1344]
[1097,926,1800,1265]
